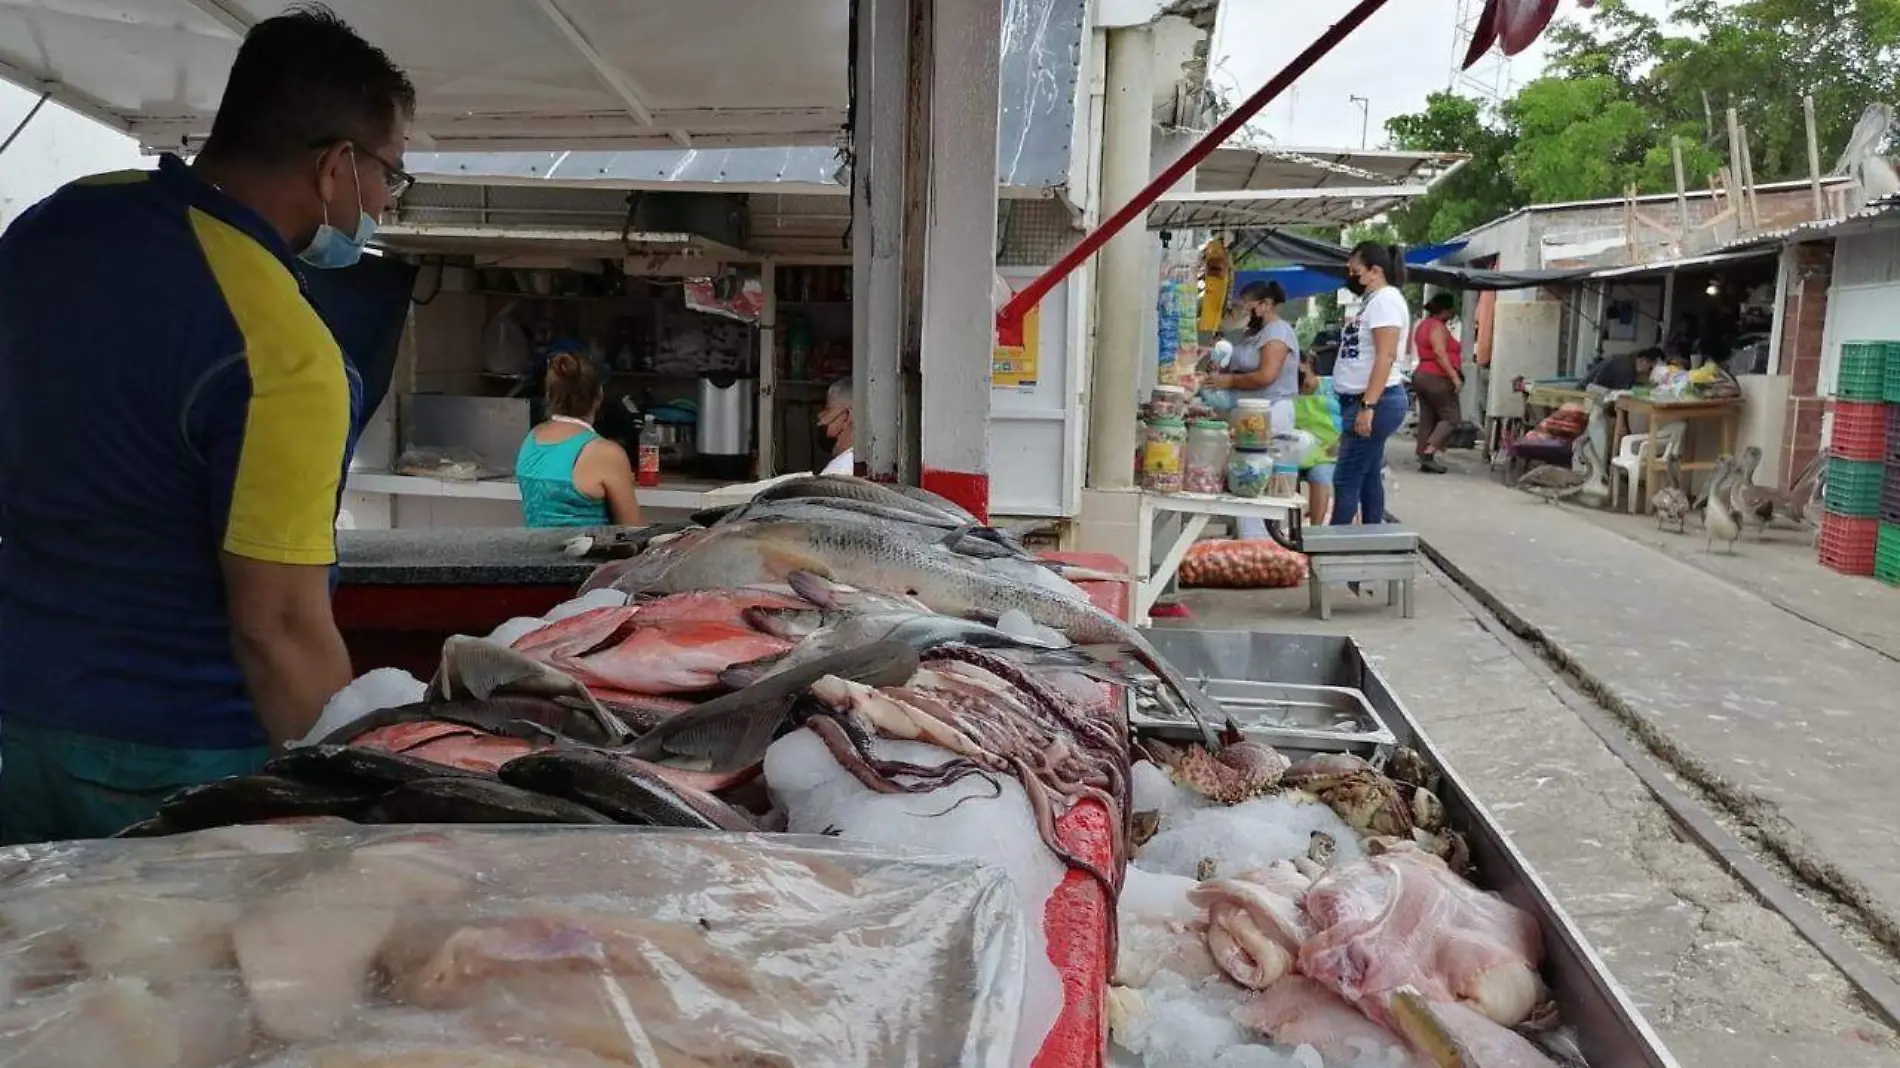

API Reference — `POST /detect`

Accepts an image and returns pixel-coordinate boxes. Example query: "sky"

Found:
[1206,0,1677,150]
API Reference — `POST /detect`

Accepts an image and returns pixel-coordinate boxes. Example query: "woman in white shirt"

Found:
[1330,242,1412,525]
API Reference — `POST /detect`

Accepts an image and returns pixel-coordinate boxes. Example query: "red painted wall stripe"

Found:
[921,468,990,523]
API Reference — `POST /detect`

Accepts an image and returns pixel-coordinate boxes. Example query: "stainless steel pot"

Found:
[696,377,755,457]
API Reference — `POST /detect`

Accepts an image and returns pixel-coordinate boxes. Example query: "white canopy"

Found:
[1148,186,1432,230]
[0,0,850,152]
[1194,146,1464,193]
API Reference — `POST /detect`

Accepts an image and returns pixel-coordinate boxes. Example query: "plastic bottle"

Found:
[637,415,662,488]
[1183,419,1231,494]
[1141,415,1187,493]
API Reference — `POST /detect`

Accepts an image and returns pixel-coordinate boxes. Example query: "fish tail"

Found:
[1387,988,1472,1068]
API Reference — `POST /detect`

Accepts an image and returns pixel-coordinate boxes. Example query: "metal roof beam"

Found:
[530,0,692,148]
[178,0,251,37]
[0,56,128,135]
[1156,183,1431,204]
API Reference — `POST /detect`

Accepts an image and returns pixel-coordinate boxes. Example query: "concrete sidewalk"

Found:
[1380,450,1900,955]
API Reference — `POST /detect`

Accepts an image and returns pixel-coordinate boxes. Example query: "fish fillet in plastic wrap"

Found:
[236,841,474,1042]
[280,1046,628,1068]
[1299,849,1546,1029]
[0,977,179,1068]
[0,825,1027,1068]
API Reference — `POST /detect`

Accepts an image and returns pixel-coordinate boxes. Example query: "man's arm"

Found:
[191,333,355,746]
[222,554,353,745]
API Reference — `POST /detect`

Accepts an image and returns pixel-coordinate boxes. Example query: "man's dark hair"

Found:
[1634,346,1664,364]
[203,3,416,165]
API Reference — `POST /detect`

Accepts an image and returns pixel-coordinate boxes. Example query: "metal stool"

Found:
[1302,524,1419,620]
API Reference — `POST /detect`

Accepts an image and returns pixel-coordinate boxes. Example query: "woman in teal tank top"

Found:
[515,353,643,528]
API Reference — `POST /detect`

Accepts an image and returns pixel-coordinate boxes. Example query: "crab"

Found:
[1283,753,1414,837]
[1152,724,1291,806]
[1386,746,1436,791]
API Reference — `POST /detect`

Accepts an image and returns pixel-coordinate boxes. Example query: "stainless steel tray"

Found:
[1129,679,1396,756]
[1138,627,1678,1068]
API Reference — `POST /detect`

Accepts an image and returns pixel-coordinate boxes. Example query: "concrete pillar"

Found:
[1085,23,1156,494]
[850,0,912,483]
[914,0,1003,519]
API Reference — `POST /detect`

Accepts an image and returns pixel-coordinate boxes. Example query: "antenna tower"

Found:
[1450,0,1512,102]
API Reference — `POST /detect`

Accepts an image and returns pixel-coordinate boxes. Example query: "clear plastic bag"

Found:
[0,825,1027,1068]
[481,304,532,377]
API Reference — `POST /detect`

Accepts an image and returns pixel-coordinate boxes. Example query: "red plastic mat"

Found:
[1029,555,1128,1068]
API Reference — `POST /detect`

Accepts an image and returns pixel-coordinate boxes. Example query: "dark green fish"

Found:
[155,774,377,833]
[500,750,757,831]
[366,776,617,825]
[267,745,485,793]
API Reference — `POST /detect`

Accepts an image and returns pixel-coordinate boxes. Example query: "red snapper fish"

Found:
[1463,0,1598,67]
[508,589,805,696]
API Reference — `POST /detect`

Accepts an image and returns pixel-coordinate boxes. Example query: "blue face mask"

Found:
[299,150,376,270]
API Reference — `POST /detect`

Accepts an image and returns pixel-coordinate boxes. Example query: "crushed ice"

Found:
[1112,761,1386,1068]
[765,729,1062,1068]
[295,668,426,747]
[1136,792,1365,882]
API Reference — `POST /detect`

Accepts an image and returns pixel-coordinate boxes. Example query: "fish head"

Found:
[743,605,827,640]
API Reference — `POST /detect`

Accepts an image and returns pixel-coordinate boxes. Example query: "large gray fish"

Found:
[615,515,1220,742]
[753,474,977,525]
[726,610,1086,689]
[714,494,1035,563]
[627,639,922,771]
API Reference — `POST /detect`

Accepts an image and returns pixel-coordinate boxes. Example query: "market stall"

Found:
[0,0,1678,1064]
[77,477,1673,1068]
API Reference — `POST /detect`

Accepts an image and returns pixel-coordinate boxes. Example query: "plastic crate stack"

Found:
[1882,349,1900,584]
[1820,342,1890,576]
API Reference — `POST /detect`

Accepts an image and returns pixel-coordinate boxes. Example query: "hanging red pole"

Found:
[994,0,1396,347]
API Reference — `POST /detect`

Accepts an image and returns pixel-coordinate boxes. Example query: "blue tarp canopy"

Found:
[1233,240,1468,302]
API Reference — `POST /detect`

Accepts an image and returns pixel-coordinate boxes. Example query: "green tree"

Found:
[1378,0,1900,232]
[1384,92,1525,245]
[1502,76,1655,203]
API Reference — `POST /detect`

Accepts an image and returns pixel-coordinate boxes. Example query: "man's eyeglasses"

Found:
[349,141,415,199]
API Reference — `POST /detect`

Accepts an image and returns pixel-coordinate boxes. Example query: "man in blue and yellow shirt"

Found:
[0,6,417,843]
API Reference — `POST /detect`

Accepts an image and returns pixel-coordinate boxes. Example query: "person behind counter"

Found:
[1331,242,1412,527]
[1411,292,1464,474]
[817,378,856,476]
[516,353,643,528]
[0,6,417,844]
[1203,281,1299,540]
[1579,346,1661,392]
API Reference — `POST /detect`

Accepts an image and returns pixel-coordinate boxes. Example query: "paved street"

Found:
[1158,457,1900,1064]
[1374,447,1900,955]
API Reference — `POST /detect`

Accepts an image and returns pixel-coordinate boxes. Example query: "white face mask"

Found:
[299,147,377,270]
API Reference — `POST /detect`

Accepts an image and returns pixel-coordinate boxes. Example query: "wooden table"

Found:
[1610,395,1742,513]
[1132,490,1306,625]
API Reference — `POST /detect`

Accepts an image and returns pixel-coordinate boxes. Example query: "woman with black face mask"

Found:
[1330,242,1412,526]
[1203,280,1300,538]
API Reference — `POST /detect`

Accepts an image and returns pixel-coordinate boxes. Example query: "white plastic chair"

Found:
[1609,433,1650,513]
